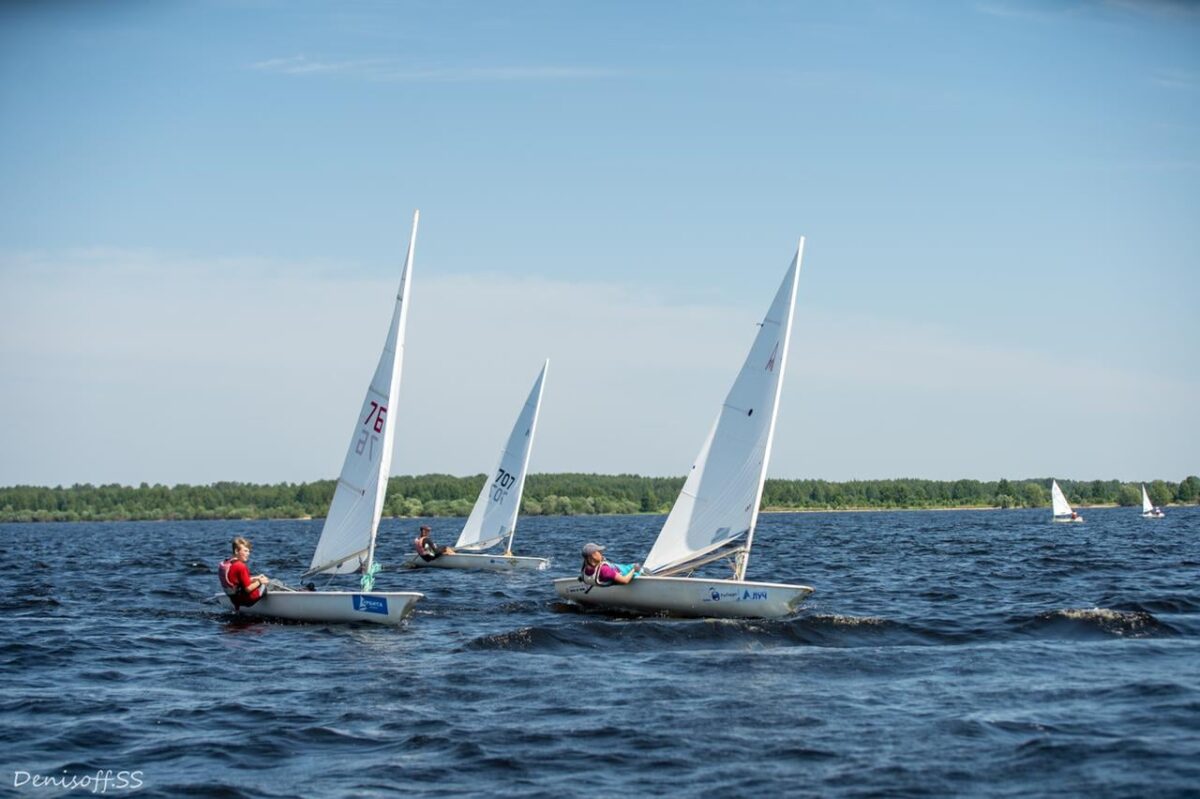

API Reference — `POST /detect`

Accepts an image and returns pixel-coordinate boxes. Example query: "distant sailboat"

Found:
[1141,484,1165,519]
[218,212,425,624]
[405,361,551,572]
[554,240,814,619]
[1050,479,1083,523]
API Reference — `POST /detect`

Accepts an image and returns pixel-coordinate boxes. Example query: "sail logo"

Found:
[353,595,389,615]
[765,342,779,372]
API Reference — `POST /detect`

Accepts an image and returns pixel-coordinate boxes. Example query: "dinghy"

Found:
[554,240,814,619]
[405,361,551,572]
[219,212,424,625]
[1050,479,1083,523]
[1141,484,1165,519]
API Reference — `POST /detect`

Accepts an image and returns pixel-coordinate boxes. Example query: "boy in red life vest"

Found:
[218,537,271,608]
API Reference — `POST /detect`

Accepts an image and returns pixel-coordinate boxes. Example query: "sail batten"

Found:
[455,361,549,552]
[643,244,803,577]
[307,211,419,577]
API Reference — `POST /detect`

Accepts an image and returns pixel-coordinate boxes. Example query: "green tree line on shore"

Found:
[1,474,1197,523]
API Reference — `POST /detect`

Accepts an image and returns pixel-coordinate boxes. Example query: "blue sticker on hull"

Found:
[353,595,388,615]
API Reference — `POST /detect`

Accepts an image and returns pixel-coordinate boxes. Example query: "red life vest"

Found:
[218,558,239,596]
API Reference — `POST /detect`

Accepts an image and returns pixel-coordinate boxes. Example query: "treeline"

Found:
[1,474,1197,524]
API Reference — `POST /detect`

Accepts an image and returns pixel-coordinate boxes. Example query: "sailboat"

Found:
[1141,484,1165,519]
[554,240,814,619]
[219,211,425,624]
[1050,479,1083,523]
[404,361,551,572]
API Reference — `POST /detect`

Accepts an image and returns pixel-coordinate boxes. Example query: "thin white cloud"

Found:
[977,0,1200,21]
[1151,67,1199,90]
[249,55,622,82]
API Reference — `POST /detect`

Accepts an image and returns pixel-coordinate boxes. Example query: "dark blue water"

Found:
[2,508,1198,797]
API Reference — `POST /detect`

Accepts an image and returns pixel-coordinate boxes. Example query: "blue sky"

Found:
[1,0,1196,486]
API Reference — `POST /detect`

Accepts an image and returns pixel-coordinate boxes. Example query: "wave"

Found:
[463,612,969,652]
[1014,608,1179,639]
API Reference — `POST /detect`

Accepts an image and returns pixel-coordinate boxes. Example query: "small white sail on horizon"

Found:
[1050,479,1082,522]
[1141,484,1165,518]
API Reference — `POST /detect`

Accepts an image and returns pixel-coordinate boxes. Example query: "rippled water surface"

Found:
[2,508,1199,797]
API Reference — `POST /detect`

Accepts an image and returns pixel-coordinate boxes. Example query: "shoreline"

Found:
[5,502,1183,524]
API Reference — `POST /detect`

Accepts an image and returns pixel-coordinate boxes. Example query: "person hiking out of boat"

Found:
[414,525,455,562]
[218,537,270,608]
[579,542,638,587]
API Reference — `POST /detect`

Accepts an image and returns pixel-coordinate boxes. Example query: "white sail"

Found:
[455,361,549,552]
[306,212,418,576]
[644,241,803,577]
[1141,484,1153,514]
[1050,479,1073,518]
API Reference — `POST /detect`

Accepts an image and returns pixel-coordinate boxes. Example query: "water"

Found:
[2,508,1199,797]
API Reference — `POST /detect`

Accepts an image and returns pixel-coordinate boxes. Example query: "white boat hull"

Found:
[1142,511,1165,519]
[403,552,549,572]
[553,575,813,619]
[218,590,422,625]
[1053,515,1085,523]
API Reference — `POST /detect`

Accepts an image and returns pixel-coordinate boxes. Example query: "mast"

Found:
[304,209,418,579]
[456,360,549,553]
[365,209,419,574]
[737,238,803,581]
[504,359,547,554]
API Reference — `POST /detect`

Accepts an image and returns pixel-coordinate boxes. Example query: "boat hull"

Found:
[403,553,549,572]
[553,575,812,619]
[1052,516,1085,523]
[1142,511,1165,519]
[218,590,422,625]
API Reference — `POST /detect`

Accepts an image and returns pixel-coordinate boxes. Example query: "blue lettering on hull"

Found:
[703,587,769,603]
[353,595,389,615]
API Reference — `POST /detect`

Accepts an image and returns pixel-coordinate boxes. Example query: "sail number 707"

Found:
[356,401,387,459]
[491,468,516,503]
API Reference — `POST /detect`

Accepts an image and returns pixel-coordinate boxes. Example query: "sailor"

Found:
[413,525,455,562]
[578,542,638,587]
[218,537,270,608]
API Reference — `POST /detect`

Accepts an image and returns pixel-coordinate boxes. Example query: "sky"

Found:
[1,0,1197,487]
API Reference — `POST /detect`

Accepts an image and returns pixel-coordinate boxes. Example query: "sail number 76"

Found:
[356,401,388,458]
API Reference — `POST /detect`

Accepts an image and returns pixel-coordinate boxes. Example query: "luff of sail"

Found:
[1050,479,1073,517]
[644,241,803,577]
[455,361,549,552]
[306,211,418,577]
